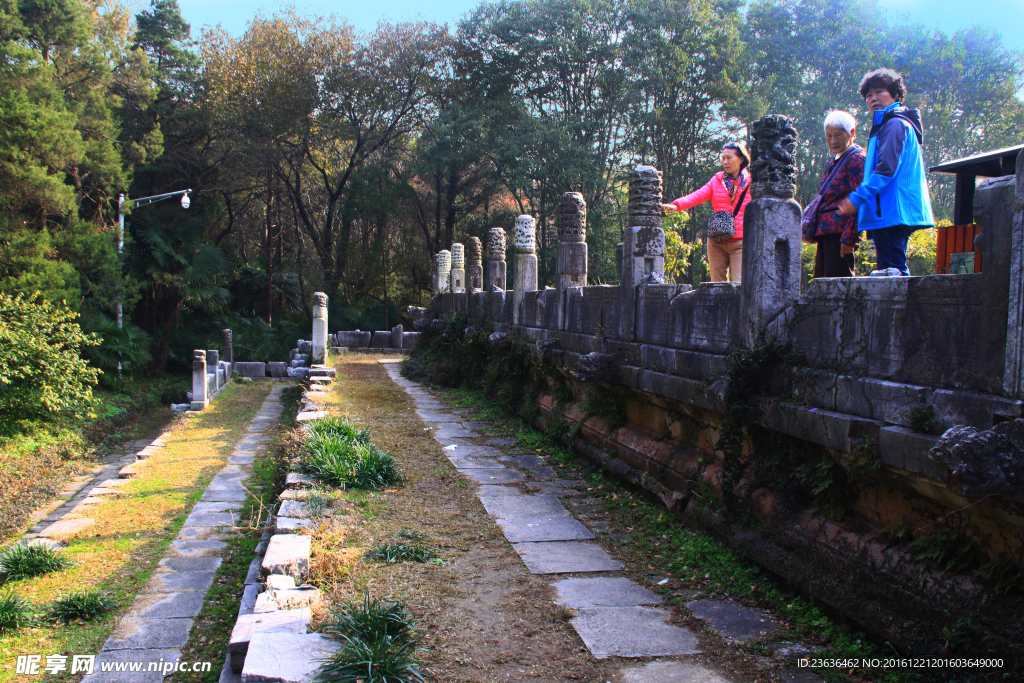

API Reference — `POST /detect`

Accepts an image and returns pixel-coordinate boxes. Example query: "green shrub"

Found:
[364,543,434,564]
[0,293,100,418]
[0,543,75,580]
[318,594,430,683]
[303,435,401,490]
[0,591,33,634]
[308,417,371,444]
[316,636,432,683]
[323,593,414,644]
[48,589,116,622]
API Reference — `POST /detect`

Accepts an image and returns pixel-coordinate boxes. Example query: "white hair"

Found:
[823,110,857,134]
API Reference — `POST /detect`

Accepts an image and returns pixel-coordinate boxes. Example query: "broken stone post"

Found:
[433,250,451,295]
[311,292,328,364]
[191,350,208,411]
[741,114,802,346]
[557,192,588,329]
[487,228,507,291]
[620,166,666,340]
[450,243,466,293]
[390,324,404,349]
[466,236,484,292]
[1008,149,1024,397]
[512,215,538,325]
[221,329,233,364]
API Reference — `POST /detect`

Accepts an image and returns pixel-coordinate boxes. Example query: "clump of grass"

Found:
[323,593,414,643]
[364,543,434,564]
[0,591,34,634]
[0,543,75,580]
[316,636,432,682]
[308,416,372,444]
[48,589,116,623]
[303,435,401,490]
[318,594,430,683]
[397,530,427,542]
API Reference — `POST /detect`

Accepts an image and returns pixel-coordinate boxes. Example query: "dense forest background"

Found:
[2,0,1022,375]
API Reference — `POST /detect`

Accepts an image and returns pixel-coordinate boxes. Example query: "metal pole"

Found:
[117,193,124,331]
[117,193,125,377]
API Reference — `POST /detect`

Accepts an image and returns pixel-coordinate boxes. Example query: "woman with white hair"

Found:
[802,110,866,277]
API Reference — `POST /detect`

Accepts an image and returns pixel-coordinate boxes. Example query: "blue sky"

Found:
[177,0,1024,54]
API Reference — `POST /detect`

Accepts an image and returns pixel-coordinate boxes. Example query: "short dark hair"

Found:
[722,141,750,169]
[858,68,906,102]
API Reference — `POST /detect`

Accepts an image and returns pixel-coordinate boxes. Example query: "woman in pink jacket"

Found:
[662,142,751,283]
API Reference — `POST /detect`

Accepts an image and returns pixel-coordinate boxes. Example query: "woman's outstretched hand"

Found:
[661,203,678,214]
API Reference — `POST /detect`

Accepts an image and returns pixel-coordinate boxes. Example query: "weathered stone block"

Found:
[229,609,311,673]
[740,197,802,345]
[261,535,311,581]
[240,632,338,682]
[234,362,267,378]
[267,362,288,378]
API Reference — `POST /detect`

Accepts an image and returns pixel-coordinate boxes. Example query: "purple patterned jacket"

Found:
[814,144,866,246]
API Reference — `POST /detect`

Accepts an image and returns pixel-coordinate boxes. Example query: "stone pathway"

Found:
[80,385,288,683]
[380,360,827,679]
[380,360,817,682]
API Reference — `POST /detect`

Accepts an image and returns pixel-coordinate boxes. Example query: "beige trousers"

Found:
[708,238,742,282]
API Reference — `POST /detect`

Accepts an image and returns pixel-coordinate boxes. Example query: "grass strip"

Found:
[0,380,272,683]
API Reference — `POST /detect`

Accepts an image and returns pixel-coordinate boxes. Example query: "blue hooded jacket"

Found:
[848,102,935,232]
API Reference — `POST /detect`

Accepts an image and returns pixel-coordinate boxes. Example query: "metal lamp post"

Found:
[116,189,192,331]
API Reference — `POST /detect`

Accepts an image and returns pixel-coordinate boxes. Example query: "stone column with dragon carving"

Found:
[512,215,538,325]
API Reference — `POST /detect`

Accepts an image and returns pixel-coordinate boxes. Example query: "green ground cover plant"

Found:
[303,418,401,490]
[47,589,116,623]
[364,543,434,564]
[0,544,74,581]
[0,592,34,635]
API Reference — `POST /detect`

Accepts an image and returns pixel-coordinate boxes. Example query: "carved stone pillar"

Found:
[557,192,588,329]
[512,215,538,325]
[487,228,507,291]
[466,237,483,292]
[221,329,233,364]
[741,114,802,346]
[433,250,452,295]
[450,243,466,293]
[191,350,208,411]
[620,166,666,340]
[312,292,329,364]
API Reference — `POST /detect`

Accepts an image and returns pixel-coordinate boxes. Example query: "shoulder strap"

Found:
[732,184,749,217]
[818,148,853,195]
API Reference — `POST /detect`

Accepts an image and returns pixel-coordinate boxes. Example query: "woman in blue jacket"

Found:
[838,68,934,276]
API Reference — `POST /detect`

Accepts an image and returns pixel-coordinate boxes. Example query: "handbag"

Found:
[802,149,853,242]
[707,183,749,243]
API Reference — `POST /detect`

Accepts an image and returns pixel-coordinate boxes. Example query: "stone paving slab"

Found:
[295,410,328,422]
[480,494,570,519]
[276,517,316,532]
[571,606,701,659]
[460,468,524,484]
[129,591,207,619]
[475,485,522,497]
[513,541,624,574]
[496,516,595,543]
[262,534,311,581]
[553,577,662,608]
[416,410,456,421]
[202,487,249,502]
[183,511,237,527]
[447,457,505,469]
[169,539,228,557]
[240,633,339,682]
[39,517,94,538]
[442,444,503,458]
[230,455,255,465]
[685,600,779,642]
[159,556,223,573]
[620,660,732,683]
[229,609,312,672]
[103,616,193,650]
[278,500,311,518]
[499,454,546,468]
[146,570,218,593]
[488,437,516,445]
[83,648,182,683]
[285,473,316,488]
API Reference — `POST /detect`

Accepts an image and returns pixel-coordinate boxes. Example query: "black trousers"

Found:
[814,233,855,278]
